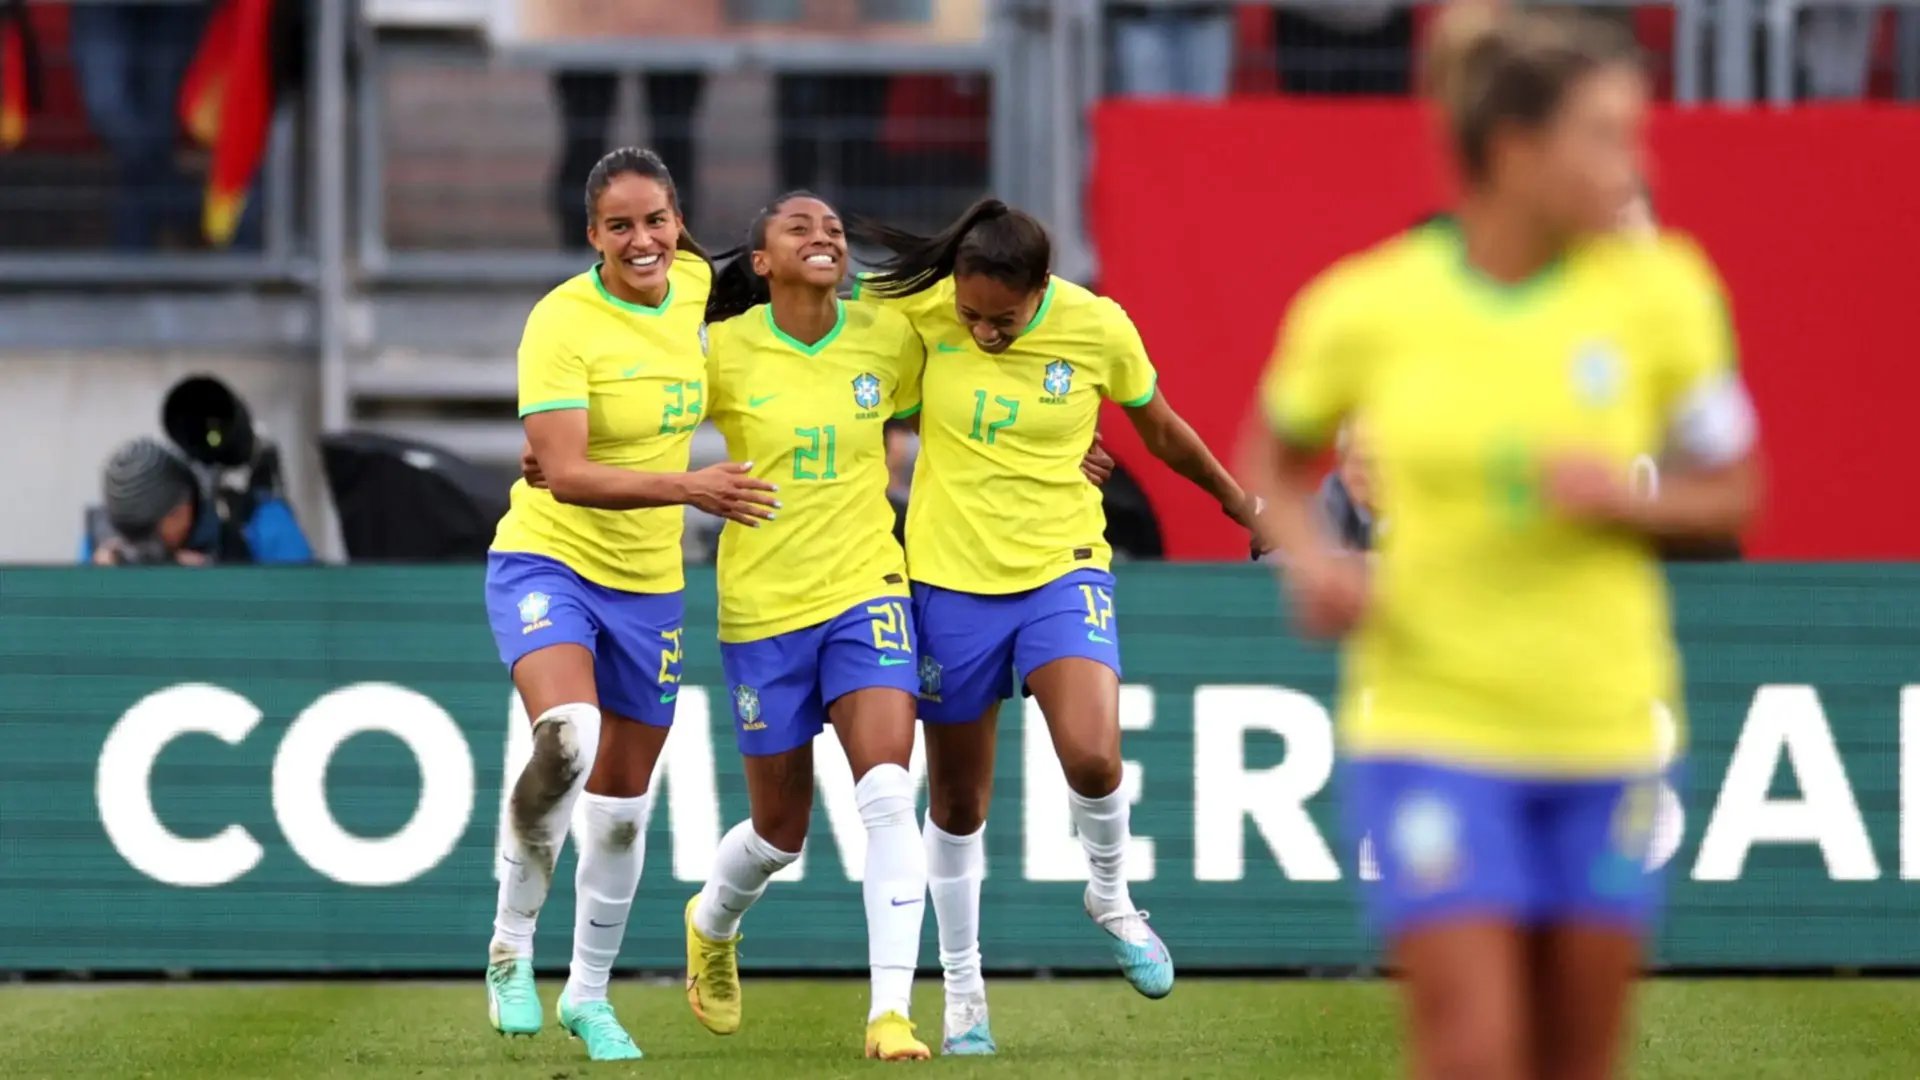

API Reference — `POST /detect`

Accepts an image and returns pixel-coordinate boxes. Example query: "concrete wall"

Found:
[0,353,332,565]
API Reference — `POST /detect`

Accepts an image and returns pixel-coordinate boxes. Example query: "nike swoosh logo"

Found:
[934,343,966,353]
[748,394,778,407]
[660,692,678,703]
[1087,630,1114,645]
[890,896,923,907]
[878,656,911,667]
[622,365,643,378]
[588,919,623,929]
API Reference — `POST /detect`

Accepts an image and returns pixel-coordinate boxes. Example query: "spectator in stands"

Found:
[68,0,210,250]
[551,72,705,246]
[1315,419,1376,552]
[1273,3,1415,95]
[1107,3,1236,100]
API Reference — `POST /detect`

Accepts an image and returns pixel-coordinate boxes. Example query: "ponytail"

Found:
[851,196,1051,299]
[704,245,769,324]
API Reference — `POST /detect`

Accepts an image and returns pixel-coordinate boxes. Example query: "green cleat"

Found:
[486,951,541,1037]
[558,996,644,1061]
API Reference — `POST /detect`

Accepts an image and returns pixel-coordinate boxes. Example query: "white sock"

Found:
[924,817,985,1000]
[563,791,653,1003]
[1068,783,1134,916]
[492,703,601,960]
[694,820,799,941]
[857,764,926,1021]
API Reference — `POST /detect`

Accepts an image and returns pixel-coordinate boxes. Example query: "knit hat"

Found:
[102,437,196,539]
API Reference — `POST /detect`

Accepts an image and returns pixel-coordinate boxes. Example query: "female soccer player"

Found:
[848,197,1261,1055]
[673,191,933,1061]
[1243,8,1760,1080]
[482,146,779,1061]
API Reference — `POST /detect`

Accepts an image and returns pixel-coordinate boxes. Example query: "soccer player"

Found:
[1243,8,1761,1080]
[848,198,1261,1054]
[673,191,933,1061]
[483,146,779,1061]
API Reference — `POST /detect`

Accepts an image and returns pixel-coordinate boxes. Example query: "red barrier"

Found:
[1090,101,1920,561]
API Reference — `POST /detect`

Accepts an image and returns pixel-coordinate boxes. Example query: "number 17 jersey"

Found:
[853,275,1158,595]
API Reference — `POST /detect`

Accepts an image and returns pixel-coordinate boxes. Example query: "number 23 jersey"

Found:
[492,258,712,594]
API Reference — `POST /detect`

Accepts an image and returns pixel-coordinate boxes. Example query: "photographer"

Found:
[80,376,317,566]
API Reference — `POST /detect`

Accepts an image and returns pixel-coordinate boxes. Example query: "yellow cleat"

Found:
[864,1011,931,1062]
[684,895,742,1035]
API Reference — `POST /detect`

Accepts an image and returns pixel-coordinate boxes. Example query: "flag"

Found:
[0,0,43,152]
[179,0,276,247]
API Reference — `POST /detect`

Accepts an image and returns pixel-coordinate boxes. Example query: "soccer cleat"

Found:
[940,994,997,1056]
[864,1011,931,1061]
[557,996,644,1061]
[1085,887,1175,999]
[486,947,542,1037]
[684,895,743,1035]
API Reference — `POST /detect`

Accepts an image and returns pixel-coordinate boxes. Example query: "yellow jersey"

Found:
[851,275,1159,594]
[491,258,712,593]
[1261,221,1751,775]
[705,300,924,642]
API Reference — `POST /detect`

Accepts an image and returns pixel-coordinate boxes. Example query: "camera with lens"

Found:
[160,375,287,562]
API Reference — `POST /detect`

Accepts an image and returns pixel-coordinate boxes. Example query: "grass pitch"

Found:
[0,977,1915,1079]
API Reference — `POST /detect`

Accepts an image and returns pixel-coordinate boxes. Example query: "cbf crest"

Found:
[917,655,943,702]
[517,591,552,635]
[733,685,765,730]
[1390,790,1463,895]
[852,372,882,416]
[1041,360,1074,403]
[1571,341,1621,408]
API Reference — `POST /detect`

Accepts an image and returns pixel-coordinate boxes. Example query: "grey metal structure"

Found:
[3,0,1907,544]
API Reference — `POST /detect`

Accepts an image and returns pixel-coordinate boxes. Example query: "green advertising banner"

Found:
[0,564,1914,974]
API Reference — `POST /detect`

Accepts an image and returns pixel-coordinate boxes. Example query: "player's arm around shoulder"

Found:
[1098,296,1260,529]
[877,305,927,422]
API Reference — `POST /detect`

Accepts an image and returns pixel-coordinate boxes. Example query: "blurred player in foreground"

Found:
[484,148,777,1061]
[850,197,1262,1054]
[1242,7,1760,1079]
[678,191,932,1060]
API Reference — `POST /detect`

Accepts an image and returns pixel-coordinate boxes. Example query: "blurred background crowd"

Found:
[1,0,1913,569]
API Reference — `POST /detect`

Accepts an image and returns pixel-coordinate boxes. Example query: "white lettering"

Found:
[98,683,265,887]
[1694,685,1878,881]
[660,688,723,882]
[1192,686,1339,882]
[272,683,472,887]
[1648,702,1685,871]
[776,726,928,883]
[1022,686,1156,882]
[1903,686,1920,880]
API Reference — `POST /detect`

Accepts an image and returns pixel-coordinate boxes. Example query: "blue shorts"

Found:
[720,596,920,757]
[484,552,685,727]
[1342,758,1672,941]
[910,568,1122,724]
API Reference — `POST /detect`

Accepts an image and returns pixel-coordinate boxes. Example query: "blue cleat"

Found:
[941,994,997,1056]
[486,947,542,1037]
[1086,888,1175,999]
[557,996,644,1061]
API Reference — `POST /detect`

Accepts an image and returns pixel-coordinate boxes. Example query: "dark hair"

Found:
[1428,7,1643,182]
[849,197,1050,299]
[584,146,707,259]
[703,190,829,325]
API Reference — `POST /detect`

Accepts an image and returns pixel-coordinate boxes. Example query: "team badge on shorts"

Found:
[733,685,765,731]
[1042,360,1074,401]
[852,372,882,412]
[1592,779,1660,896]
[917,655,943,701]
[1390,791,1462,895]
[517,591,552,635]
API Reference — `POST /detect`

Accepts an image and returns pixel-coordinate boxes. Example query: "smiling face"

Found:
[751,195,846,290]
[952,272,1048,354]
[588,172,681,303]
